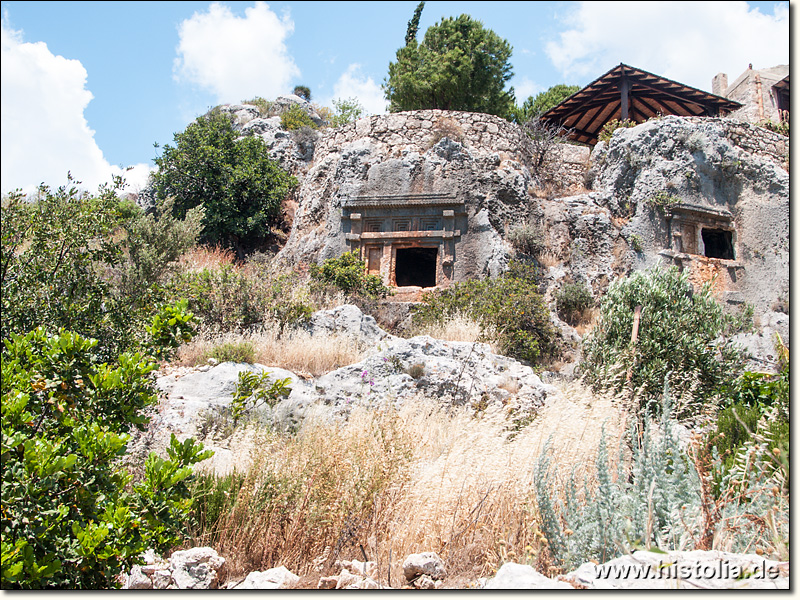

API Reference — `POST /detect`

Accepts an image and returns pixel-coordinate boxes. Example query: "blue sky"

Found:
[0,1,790,194]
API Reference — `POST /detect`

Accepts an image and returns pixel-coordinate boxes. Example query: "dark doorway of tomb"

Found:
[701,228,734,260]
[395,247,437,287]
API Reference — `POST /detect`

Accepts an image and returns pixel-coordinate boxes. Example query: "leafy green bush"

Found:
[581,265,743,417]
[414,264,558,364]
[209,341,256,364]
[1,180,129,358]
[1,329,211,588]
[153,111,297,256]
[231,370,292,421]
[280,104,318,131]
[555,282,593,325]
[146,299,197,360]
[309,251,390,299]
[629,234,644,253]
[169,265,313,333]
[328,97,365,127]
[117,197,204,303]
[598,118,637,143]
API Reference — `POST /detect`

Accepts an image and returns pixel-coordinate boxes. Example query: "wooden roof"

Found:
[540,63,742,145]
[773,74,789,93]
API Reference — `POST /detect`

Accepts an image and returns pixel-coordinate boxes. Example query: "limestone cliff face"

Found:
[276,110,578,282]
[266,109,787,340]
[589,116,788,317]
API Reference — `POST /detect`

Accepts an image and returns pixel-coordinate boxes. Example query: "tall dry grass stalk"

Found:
[189,380,625,586]
[175,324,366,377]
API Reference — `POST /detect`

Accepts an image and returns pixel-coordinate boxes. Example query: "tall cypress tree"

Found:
[404,1,425,46]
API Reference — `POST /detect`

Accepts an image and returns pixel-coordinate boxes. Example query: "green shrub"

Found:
[117,197,203,303]
[581,265,743,417]
[209,341,256,364]
[153,111,297,256]
[169,265,313,333]
[1,179,130,358]
[145,299,197,360]
[555,282,593,325]
[535,386,701,570]
[328,97,365,127]
[629,234,644,253]
[1,329,211,588]
[759,119,789,137]
[292,85,311,102]
[598,118,637,143]
[646,191,680,211]
[309,251,390,299]
[243,96,274,116]
[414,265,558,364]
[231,370,292,421]
[280,104,318,131]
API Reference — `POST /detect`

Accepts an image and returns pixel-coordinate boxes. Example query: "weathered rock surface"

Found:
[304,303,397,346]
[233,566,299,589]
[274,331,558,431]
[402,552,447,582]
[167,547,226,590]
[276,110,549,281]
[586,116,788,320]
[483,563,573,589]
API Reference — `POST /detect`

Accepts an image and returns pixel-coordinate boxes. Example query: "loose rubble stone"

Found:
[403,552,447,582]
[234,566,299,589]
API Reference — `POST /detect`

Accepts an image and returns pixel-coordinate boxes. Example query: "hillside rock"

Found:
[276,110,549,280]
[273,330,558,431]
[585,116,788,320]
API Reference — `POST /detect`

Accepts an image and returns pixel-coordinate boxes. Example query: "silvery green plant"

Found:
[534,379,702,570]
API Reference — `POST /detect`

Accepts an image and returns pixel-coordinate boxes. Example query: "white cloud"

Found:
[513,76,542,102]
[325,63,387,116]
[330,64,387,115]
[1,20,150,195]
[546,1,789,91]
[174,2,300,103]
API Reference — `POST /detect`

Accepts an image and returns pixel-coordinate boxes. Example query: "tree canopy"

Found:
[152,110,297,257]
[513,84,580,124]
[384,13,516,118]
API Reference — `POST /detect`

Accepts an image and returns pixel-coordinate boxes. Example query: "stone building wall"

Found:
[684,116,788,168]
[713,65,789,125]
[314,110,588,190]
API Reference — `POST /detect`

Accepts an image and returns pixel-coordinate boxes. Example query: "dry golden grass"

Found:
[175,324,366,377]
[189,380,626,587]
[411,312,498,351]
[537,249,563,269]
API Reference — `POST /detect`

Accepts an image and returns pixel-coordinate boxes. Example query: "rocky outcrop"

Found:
[123,548,226,590]
[584,115,788,341]
[275,110,572,281]
[220,94,324,174]
[273,332,558,432]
